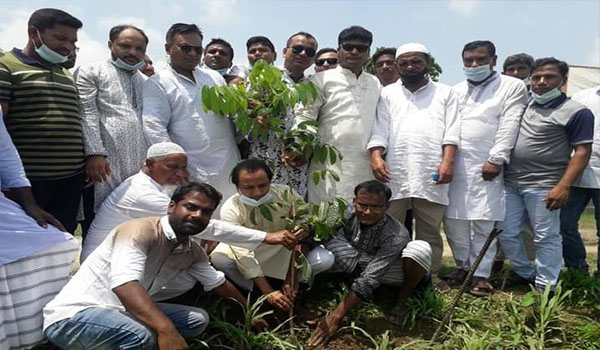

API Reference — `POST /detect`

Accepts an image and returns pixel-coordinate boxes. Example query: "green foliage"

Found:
[560,268,600,310]
[286,197,348,241]
[402,285,445,329]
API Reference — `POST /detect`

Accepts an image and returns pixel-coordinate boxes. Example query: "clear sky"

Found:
[1,0,598,85]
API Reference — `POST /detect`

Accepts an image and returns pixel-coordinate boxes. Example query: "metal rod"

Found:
[431,228,503,342]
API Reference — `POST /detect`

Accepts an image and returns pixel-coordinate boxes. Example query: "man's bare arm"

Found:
[113,281,187,350]
[545,144,591,210]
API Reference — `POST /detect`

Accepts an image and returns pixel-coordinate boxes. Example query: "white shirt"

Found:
[0,108,29,193]
[368,80,460,205]
[142,65,240,201]
[572,86,600,188]
[294,66,381,203]
[81,171,171,261]
[43,215,266,330]
[446,73,528,220]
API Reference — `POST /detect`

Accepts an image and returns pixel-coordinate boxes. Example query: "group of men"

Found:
[0,7,598,350]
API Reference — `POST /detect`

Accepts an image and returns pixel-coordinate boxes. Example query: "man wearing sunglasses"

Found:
[143,23,240,216]
[248,32,318,198]
[308,180,432,346]
[314,48,338,73]
[294,26,381,204]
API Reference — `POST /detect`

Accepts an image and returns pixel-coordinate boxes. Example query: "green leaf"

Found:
[330,170,340,182]
[249,208,257,226]
[201,86,212,112]
[312,171,320,185]
[521,292,536,307]
[259,205,273,221]
[328,147,337,164]
[320,169,327,180]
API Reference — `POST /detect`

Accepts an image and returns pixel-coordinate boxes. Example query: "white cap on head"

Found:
[146,142,186,159]
[396,43,430,59]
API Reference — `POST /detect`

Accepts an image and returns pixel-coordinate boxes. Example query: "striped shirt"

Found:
[0,49,84,180]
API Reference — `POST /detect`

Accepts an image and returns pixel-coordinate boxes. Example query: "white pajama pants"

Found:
[444,218,497,279]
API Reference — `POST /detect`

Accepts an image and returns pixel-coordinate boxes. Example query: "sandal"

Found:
[432,276,451,293]
[469,277,494,297]
[442,269,468,287]
[384,300,407,326]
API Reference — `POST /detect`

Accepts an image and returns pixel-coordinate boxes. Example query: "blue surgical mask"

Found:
[34,29,69,64]
[532,88,562,105]
[112,57,146,71]
[463,65,492,82]
[522,77,531,86]
[240,192,274,207]
[215,68,229,76]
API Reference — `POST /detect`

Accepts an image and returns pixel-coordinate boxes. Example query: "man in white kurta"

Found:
[80,142,188,261]
[0,108,77,350]
[368,44,460,286]
[446,40,528,293]
[78,25,149,211]
[294,26,380,204]
[142,24,240,212]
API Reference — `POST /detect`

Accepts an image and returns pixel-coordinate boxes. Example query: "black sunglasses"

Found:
[340,43,369,53]
[177,44,203,55]
[290,45,316,57]
[315,58,338,66]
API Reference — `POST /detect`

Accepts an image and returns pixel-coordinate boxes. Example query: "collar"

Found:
[168,64,200,85]
[11,48,42,66]
[467,71,499,88]
[533,93,567,109]
[159,215,191,252]
[338,65,363,78]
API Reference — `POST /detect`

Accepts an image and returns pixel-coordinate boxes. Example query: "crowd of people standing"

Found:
[0,7,598,350]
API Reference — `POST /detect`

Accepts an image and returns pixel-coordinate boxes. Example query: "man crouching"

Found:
[43,182,305,350]
[309,180,432,347]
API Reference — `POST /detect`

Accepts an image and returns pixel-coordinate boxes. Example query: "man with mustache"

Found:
[44,182,307,349]
[368,43,460,292]
[77,25,150,221]
[373,47,400,87]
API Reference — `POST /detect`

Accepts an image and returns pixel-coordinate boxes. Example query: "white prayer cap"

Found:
[146,142,186,159]
[396,43,430,58]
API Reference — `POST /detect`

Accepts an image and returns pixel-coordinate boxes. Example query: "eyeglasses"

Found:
[177,44,203,55]
[340,43,370,53]
[315,58,338,67]
[290,45,316,57]
[354,202,386,214]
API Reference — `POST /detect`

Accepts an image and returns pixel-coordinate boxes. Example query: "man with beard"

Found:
[77,25,150,217]
[203,38,234,79]
[143,23,240,216]
[373,47,400,86]
[44,182,307,349]
[444,41,528,296]
[294,26,381,204]
[248,32,318,197]
[80,142,189,261]
[314,48,338,73]
[368,43,460,291]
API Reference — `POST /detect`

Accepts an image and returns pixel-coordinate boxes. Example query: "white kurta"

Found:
[367,80,460,205]
[447,73,527,220]
[572,86,600,188]
[77,60,148,211]
[81,171,172,261]
[142,65,240,203]
[294,66,381,203]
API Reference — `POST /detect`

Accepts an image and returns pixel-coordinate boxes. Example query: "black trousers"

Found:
[30,171,85,234]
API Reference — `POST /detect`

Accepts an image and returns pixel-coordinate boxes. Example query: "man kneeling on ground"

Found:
[308,180,432,347]
[43,182,306,350]
[211,159,334,311]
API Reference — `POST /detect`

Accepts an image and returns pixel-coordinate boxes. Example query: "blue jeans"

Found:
[560,186,600,275]
[45,303,208,350]
[497,186,562,289]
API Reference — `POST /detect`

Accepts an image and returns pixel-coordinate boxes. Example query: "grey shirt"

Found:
[504,95,594,188]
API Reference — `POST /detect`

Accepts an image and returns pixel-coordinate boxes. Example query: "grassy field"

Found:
[187,212,599,350]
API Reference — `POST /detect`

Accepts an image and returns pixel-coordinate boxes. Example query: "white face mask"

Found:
[240,191,274,207]
[112,57,146,71]
[34,29,69,64]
